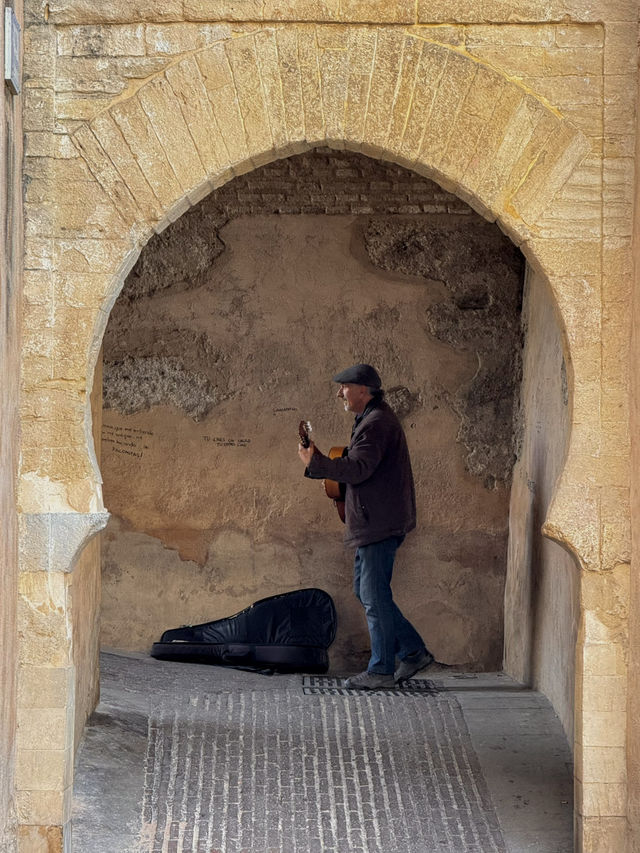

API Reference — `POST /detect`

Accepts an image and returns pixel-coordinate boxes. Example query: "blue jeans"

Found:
[353,536,426,675]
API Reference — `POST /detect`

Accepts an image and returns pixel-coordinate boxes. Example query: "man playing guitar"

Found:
[298,363,434,690]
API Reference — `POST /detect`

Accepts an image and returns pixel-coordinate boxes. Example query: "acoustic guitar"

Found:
[298,421,347,524]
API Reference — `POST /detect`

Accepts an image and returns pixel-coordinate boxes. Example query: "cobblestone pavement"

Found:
[141,691,503,853]
[73,653,573,853]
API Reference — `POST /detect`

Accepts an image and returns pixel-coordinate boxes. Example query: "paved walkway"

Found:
[72,652,573,852]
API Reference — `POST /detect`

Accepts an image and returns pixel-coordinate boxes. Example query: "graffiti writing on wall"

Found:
[202,436,251,448]
[102,424,152,459]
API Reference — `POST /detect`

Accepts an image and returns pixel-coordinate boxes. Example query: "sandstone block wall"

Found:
[629,74,640,851]
[1,2,23,850]
[15,0,638,849]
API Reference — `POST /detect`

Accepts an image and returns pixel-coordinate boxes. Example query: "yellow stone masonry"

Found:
[45,0,639,24]
[15,1,638,850]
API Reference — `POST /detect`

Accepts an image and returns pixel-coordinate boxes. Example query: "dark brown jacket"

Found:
[306,400,416,548]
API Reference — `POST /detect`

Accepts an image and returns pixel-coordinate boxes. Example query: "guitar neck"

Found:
[298,420,312,448]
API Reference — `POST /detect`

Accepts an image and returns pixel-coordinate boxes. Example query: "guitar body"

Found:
[325,446,347,524]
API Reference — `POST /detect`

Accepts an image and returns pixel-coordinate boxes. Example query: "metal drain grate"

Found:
[302,675,441,695]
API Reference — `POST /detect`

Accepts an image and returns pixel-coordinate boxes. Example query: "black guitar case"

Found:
[150,587,337,674]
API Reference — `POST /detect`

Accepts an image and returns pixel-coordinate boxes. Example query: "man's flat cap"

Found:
[332,363,382,389]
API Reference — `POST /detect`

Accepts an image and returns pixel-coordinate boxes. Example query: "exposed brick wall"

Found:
[217,147,474,217]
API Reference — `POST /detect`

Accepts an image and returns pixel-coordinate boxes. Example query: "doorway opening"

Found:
[98,147,529,670]
[69,146,578,849]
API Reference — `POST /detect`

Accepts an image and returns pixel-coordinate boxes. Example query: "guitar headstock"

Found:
[298,420,312,448]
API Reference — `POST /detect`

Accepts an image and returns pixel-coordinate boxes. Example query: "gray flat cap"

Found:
[332,363,382,389]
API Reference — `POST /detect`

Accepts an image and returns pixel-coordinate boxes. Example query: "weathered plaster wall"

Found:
[1,3,23,850]
[100,172,524,671]
[504,267,579,744]
[71,354,102,753]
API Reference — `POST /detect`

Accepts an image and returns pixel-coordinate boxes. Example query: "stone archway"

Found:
[18,25,626,849]
[28,29,595,538]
